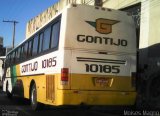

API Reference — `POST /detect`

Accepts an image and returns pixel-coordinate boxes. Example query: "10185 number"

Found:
[85,64,120,74]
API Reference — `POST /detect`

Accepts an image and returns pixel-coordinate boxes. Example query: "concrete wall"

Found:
[103,0,140,9]
[148,0,160,47]
[26,0,94,38]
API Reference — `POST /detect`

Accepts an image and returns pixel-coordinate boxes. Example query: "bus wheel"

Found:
[30,83,43,110]
[6,82,12,99]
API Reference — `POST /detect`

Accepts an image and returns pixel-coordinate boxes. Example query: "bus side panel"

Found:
[16,50,63,105]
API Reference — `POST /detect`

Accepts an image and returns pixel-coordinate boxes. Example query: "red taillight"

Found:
[61,68,69,82]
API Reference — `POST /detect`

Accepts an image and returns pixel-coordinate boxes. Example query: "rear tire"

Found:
[30,83,43,110]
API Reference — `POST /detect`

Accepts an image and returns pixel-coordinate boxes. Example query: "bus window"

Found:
[12,52,15,64]
[24,42,28,58]
[32,35,39,56]
[28,39,33,57]
[15,50,18,63]
[51,21,60,49]
[15,48,20,63]
[20,45,24,60]
[17,47,21,62]
[42,27,51,51]
[38,33,43,53]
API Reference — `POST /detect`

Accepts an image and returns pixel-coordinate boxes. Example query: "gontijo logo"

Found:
[86,18,119,34]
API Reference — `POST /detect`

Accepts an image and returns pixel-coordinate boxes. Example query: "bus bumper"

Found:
[56,90,136,106]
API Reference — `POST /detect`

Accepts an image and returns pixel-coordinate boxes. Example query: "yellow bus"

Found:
[3,4,137,110]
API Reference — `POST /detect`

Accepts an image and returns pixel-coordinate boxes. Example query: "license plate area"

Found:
[93,77,113,87]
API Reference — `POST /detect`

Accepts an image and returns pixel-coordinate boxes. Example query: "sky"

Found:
[0,0,59,47]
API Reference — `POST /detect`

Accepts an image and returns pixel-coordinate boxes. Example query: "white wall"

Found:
[148,0,160,46]
[103,0,140,9]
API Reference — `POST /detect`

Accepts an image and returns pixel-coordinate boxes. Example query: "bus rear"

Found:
[57,4,137,106]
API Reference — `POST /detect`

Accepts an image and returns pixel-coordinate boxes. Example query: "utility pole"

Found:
[3,20,18,48]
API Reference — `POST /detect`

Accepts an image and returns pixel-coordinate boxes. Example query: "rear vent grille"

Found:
[46,75,55,101]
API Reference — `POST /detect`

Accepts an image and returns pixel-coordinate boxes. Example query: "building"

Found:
[25,0,95,38]
[0,37,5,82]
[0,36,12,82]
[0,37,6,56]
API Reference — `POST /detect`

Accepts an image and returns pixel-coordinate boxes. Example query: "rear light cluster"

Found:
[61,68,69,85]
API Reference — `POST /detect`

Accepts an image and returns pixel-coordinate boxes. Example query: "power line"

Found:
[3,20,18,48]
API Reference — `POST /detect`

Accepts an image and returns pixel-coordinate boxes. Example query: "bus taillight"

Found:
[61,68,69,85]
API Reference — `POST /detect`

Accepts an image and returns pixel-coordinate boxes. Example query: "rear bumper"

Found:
[56,90,136,106]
